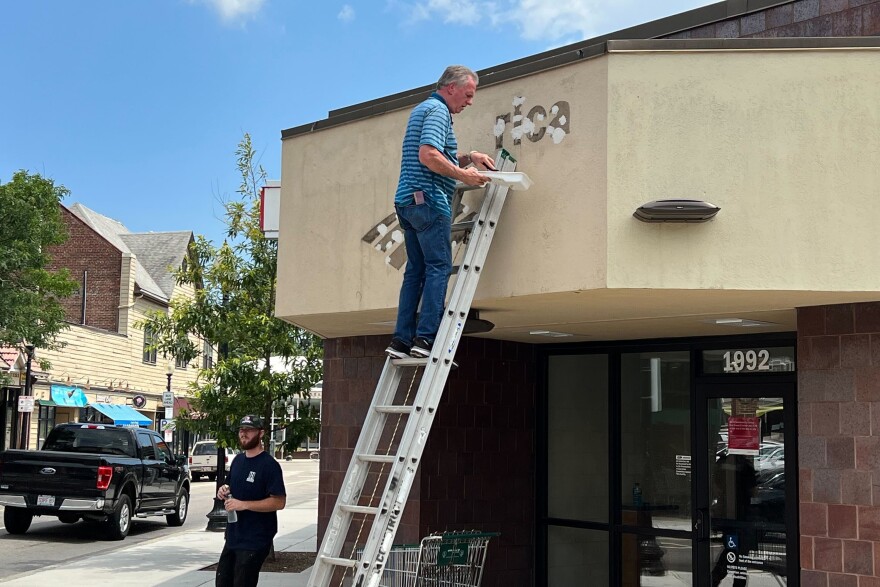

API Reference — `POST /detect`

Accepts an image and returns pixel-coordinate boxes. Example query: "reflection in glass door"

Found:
[699,389,795,586]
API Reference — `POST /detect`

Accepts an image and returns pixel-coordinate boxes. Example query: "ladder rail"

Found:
[309,357,410,586]
[309,150,521,587]
[351,154,518,586]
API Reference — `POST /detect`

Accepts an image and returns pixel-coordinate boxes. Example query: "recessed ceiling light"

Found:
[703,318,776,328]
[529,330,573,337]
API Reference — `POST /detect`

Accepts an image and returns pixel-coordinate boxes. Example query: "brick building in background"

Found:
[0,203,201,452]
[276,1,880,585]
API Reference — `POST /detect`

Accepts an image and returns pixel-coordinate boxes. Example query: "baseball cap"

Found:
[239,415,265,430]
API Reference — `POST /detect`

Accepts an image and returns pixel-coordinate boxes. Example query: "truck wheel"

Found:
[104,494,132,540]
[166,490,189,527]
[192,472,201,482]
[58,513,80,524]
[3,508,33,535]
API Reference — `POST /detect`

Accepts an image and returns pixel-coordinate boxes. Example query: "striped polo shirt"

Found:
[393,92,457,218]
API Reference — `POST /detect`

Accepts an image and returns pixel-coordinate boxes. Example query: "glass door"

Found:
[696,383,797,586]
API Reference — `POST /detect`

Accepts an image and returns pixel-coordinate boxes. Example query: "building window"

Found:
[37,405,56,448]
[143,326,157,364]
[203,340,214,369]
[175,355,187,369]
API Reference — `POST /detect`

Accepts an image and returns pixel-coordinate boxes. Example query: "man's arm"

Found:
[419,145,488,186]
[224,493,286,513]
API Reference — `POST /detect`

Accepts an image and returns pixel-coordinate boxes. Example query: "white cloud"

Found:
[195,0,266,23]
[338,4,356,22]
[399,0,725,43]
[400,0,601,41]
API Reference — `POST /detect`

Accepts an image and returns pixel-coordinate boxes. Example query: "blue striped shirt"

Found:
[394,93,457,217]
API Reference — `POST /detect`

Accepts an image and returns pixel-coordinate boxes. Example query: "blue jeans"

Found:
[392,201,451,346]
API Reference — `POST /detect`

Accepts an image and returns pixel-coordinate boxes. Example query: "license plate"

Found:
[37,495,55,507]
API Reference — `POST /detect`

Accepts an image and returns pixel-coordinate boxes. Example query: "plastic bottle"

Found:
[632,482,643,507]
[227,494,238,523]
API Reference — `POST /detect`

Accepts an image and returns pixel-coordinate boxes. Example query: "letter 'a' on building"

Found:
[273,1,880,585]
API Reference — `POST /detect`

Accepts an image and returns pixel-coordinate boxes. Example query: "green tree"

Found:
[0,171,78,361]
[140,134,322,449]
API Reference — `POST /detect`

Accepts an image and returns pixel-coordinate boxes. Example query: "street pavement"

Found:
[0,464,320,586]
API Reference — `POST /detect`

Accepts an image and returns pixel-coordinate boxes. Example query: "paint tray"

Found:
[479,171,533,191]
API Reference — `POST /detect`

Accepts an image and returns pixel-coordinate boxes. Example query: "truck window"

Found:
[43,427,136,457]
[194,442,217,456]
[154,437,174,464]
[137,432,157,460]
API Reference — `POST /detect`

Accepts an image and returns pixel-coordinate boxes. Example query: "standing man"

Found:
[216,415,286,587]
[385,65,496,360]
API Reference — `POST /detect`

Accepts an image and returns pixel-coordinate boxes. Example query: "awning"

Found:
[51,384,89,407]
[37,399,57,406]
[90,403,152,427]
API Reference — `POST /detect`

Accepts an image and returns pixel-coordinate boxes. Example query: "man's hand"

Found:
[459,166,490,186]
[470,151,496,171]
[217,484,231,501]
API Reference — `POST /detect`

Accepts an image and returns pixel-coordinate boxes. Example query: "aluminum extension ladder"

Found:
[309,149,524,587]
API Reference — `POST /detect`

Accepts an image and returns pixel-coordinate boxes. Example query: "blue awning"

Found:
[51,384,89,407]
[90,403,152,427]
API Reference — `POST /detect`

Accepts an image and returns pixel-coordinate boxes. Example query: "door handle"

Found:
[694,509,709,540]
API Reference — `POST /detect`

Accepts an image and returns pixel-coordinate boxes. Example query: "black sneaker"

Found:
[385,339,411,359]
[409,337,432,358]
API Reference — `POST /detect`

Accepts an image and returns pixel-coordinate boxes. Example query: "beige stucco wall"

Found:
[276,46,880,340]
[606,48,880,291]
[277,58,609,327]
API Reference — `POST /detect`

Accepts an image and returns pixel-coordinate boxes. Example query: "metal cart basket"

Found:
[357,531,499,587]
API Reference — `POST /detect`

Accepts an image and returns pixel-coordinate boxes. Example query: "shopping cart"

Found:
[356,531,499,587]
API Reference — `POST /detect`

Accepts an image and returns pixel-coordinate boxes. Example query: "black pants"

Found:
[215,543,271,587]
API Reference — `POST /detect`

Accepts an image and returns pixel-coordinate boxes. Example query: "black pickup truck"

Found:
[0,423,190,540]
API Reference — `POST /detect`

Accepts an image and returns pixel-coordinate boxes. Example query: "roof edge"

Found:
[281,0,799,140]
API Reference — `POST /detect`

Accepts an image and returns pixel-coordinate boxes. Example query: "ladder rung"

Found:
[454,182,484,192]
[451,220,476,232]
[319,555,359,569]
[357,453,396,464]
[340,504,380,516]
[390,357,428,367]
[375,405,414,415]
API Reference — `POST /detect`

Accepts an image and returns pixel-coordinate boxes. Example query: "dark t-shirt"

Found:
[225,450,286,550]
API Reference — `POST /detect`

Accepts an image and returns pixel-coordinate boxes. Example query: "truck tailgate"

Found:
[0,450,105,496]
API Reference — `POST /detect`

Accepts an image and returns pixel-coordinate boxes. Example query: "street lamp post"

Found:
[17,345,35,450]
[165,361,174,449]
[206,338,230,532]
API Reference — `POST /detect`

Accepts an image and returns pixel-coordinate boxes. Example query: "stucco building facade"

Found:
[275,1,880,584]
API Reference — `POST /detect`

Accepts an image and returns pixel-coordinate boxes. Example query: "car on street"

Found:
[188,440,238,481]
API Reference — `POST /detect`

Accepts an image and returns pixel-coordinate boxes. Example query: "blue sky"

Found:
[1,0,714,244]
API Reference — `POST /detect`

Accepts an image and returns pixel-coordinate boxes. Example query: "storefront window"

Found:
[547,354,608,523]
[548,526,608,586]
[621,352,691,531]
[37,404,56,448]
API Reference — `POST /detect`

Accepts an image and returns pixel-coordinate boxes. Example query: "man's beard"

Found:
[239,433,262,451]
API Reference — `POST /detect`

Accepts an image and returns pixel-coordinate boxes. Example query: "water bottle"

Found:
[226,494,238,523]
[632,482,643,507]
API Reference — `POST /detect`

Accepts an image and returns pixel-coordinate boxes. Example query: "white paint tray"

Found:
[480,171,533,191]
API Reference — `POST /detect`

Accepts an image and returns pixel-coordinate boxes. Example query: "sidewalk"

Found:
[0,498,319,586]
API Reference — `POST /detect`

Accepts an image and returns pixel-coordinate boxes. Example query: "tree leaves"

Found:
[139,134,323,449]
[0,171,78,350]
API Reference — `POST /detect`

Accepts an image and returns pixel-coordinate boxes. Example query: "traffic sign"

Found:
[17,396,35,413]
[162,391,174,408]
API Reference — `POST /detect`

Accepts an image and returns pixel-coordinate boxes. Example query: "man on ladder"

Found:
[385,65,496,361]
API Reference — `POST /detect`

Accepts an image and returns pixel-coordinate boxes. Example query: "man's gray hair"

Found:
[437,65,478,89]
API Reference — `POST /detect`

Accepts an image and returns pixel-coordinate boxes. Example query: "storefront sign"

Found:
[50,384,89,407]
[702,347,795,374]
[728,417,761,455]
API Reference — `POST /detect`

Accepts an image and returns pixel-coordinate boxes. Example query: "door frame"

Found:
[693,379,799,584]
